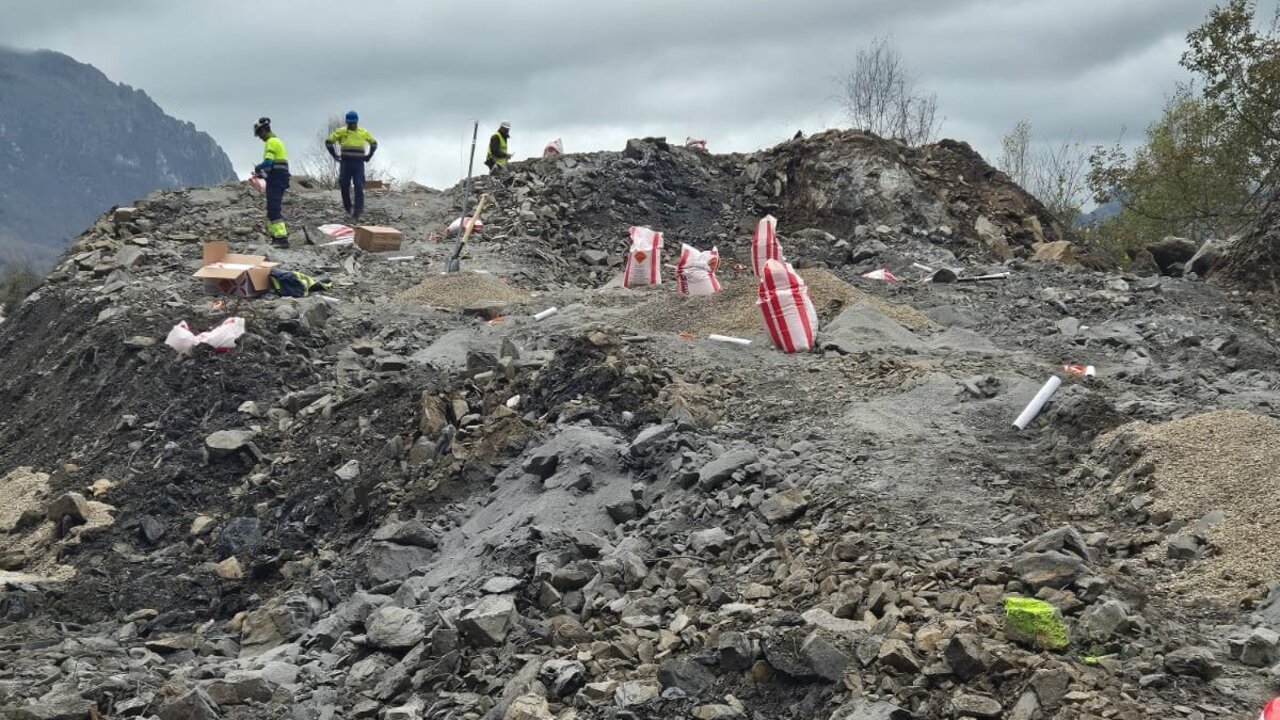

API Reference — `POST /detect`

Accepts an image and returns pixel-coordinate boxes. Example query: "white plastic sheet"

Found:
[165,317,246,355]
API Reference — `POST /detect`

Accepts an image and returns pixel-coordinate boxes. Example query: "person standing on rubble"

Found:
[485,121,514,176]
[325,110,378,220]
[253,117,290,248]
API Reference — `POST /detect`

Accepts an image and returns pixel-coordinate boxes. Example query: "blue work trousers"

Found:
[265,169,290,222]
[338,158,366,215]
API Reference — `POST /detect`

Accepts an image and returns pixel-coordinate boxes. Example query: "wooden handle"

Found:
[458,193,492,244]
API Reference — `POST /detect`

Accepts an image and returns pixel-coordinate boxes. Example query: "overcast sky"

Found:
[0,0,1229,189]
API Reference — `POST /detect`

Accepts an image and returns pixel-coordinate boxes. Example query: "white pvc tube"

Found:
[708,334,751,346]
[386,255,415,261]
[533,307,558,321]
[1084,366,1097,377]
[1013,376,1062,430]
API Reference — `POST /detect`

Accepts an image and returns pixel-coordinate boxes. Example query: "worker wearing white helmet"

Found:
[485,121,513,173]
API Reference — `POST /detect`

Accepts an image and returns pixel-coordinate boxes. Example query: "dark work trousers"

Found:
[338,158,366,215]
[265,170,290,226]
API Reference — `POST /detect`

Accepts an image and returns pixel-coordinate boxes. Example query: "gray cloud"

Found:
[0,0,1225,188]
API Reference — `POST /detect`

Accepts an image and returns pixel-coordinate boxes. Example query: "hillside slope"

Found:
[0,133,1277,719]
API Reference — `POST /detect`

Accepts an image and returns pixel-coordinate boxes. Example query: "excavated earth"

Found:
[1,130,1279,720]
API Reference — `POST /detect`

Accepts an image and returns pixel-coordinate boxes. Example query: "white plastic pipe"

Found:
[1013,375,1062,430]
[533,307,558,321]
[386,255,415,261]
[1084,366,1097,377]
[708,334,751,346]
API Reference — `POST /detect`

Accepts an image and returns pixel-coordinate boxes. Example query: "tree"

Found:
[999,119,1032,188]
[1087,0,1280,263]
[1184,0,1280,285]
[1088,88,1253,245]
[837,37,942,146]
[999,119,1090,224]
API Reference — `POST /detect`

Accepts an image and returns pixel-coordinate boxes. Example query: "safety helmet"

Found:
[500,120,511,130]
[346,110,359,123]
[253,117,271,136]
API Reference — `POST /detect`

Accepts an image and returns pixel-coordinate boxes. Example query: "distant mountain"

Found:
[0,48,234,271]
[1074,197,1123,228]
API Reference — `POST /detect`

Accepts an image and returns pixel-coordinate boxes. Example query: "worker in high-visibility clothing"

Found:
[325,110,378,220]
[252,117,290,248]
[485,121,513,175]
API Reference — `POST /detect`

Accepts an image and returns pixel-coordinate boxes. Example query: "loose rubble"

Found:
[0,131,1278,719]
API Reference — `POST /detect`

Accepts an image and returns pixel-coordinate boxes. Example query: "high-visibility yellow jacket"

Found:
[486,131,510,166]
[256,135,288,173]
[326,126,377,160]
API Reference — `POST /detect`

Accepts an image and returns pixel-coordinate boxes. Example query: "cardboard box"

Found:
[355,225,403,252]
[193,241,279,298]
[364,180,387,191]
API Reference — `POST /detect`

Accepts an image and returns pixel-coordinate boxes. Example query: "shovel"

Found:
[446,193,492,273]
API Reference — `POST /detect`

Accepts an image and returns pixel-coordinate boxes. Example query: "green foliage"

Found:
[0,263,41,314]
[1087,0,1280,251]
[1088,88,1254,247]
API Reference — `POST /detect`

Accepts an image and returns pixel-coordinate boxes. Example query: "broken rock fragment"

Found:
[46,492,89,525]
[365,606,427,650]
[458,594,517,646]
[759,488,811,524]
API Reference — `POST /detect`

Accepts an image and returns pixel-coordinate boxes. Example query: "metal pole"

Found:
[448,121,480,273]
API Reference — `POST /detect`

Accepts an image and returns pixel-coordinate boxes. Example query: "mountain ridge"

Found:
[0,47,234,271]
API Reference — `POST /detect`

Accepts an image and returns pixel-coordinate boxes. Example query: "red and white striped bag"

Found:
[685,137,708,152]
[1262,699,1280,720]
[757,259,818,353]
[247,176,266,193]
[318,224,355,239]
[543,139,563,157]
[676,244,721,296]
[752,215,785,278]
[446,217,484,236]
[623,226,664,288]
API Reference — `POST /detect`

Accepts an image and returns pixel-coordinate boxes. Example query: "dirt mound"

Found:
[397,270,531,308]
[485,130,1078,289]
[1097,410,1280,601]
[627,268,933,336]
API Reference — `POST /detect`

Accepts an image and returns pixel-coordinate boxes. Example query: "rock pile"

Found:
[0,132,1277,719]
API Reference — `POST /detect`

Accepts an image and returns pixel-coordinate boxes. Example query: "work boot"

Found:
[272,236,290,249]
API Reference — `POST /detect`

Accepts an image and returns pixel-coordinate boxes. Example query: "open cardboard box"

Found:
[355,225,403,252]
[193,241,279,298]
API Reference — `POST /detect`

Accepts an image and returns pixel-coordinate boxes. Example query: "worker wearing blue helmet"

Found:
[325,110,378,219]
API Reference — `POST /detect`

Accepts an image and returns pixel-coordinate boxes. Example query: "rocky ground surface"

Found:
[0,130,1278,720]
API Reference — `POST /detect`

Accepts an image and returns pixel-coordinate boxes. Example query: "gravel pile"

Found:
[627,268,933,336]
[397,271,530,308]
[1130,410,1280,599]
